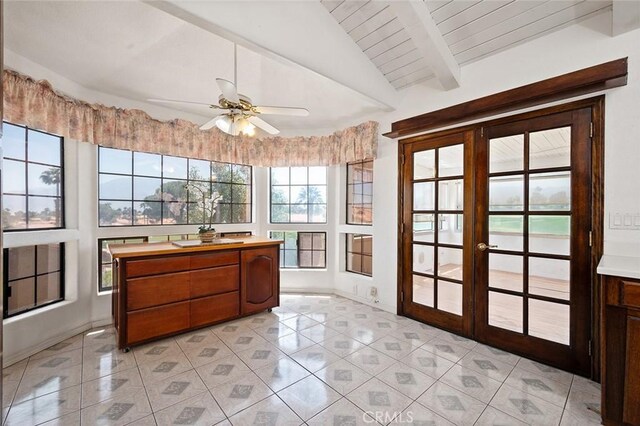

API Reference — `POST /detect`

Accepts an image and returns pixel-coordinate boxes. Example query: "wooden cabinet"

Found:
[111,238,281,349]
[241,247,279,315]
[601,275,640,425]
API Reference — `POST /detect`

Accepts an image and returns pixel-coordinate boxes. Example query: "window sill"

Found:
[281,268,328,272]
[3,299,74,324]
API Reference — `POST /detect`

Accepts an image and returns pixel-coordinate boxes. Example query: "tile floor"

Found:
[2,294,603,425]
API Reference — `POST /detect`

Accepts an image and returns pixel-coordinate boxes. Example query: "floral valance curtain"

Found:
[3,70,378,166]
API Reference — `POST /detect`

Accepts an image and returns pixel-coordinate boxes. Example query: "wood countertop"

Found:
[108,236,283,259]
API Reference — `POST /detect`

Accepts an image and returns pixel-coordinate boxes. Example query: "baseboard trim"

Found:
[332,289,396,314]
[281,287,334,294]
[3,320,113,367]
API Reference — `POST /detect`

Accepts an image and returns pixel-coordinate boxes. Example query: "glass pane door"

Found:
[475,108,592,375]
[402,132,473,335]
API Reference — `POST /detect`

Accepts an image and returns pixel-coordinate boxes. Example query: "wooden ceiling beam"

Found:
[384,57,628,139]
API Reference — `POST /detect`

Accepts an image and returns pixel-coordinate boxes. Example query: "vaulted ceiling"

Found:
[4,0,632,134]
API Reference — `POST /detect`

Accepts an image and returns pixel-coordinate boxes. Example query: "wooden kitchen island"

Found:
[109,236,282,350]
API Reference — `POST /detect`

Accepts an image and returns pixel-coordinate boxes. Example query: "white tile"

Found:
[153,391,225,426]
[39,410,81,426]
[472,343,521,366]
[253,358,310,393]
[253,323,296,342]
[281,315,320,331]
[320,334,365,357]
[475,406,528,426]
[175,330,221,352]
[277,375,340,421]
[14,364,82,404]
[271,333,316,355]
[181,339,235,368]
[29,335,84,361]
[138,352,194,385]
[458,352,514,382]
[564,386,601,422]
[417,382,486,426]
[227,394,302,426]
[145,370,208,412]
[515,358,573,386]
[290,344,342,373]
[211,371,273,417]
[346,378,412,424]
[81,348,138,382]
[299,324,341,343]
[80,387,152,426]
[400,347,455,379]
[219,329,268,353]
[235,342,286,370]
[133,341,183,366]
[81,368,144,408]
[439,364,502,404]
[346,325,390,345]
[307,397,374,426]
[489,383,564,425]
[437,332,478,350]
[195,354,251,389]
[25,349,83,375]
[369,336,416,360]
[315,359,372,395]
[389,401,454,425]
[504,366,570,408]
[420,338,471,363]
[5,385,82,426]
[83,327,118,348]
[345,347,396,375]
[376,362,435,400]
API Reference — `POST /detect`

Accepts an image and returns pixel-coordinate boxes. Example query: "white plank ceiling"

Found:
[322,0,612,90]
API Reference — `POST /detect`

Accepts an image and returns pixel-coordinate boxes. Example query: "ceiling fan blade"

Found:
[147,98,221,108]
[248,115,280,135]
[199,115,224,131]
[253,105,309,117]
[216,78,240,104]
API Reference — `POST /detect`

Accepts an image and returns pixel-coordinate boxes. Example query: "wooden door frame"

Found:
[397,96,605,380]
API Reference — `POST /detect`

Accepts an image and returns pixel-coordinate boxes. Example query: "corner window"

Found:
[346,234,372,276]
[269,231,326,269]
[347,160,373,225]
[270,167,327,223]
[98,147,252,226]
[2,122,64,231]
[98,237,147,292]
[4,243,64,318]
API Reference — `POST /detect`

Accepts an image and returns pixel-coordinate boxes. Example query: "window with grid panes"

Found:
[98,147,251,226]
[2,122,64,231]
[346,160,373,225]
[270,167,327,223]
[4,243,64,318]
[346,234,373,276]
[269,231,326,269]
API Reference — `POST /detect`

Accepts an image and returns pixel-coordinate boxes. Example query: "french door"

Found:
[400,106,593,375]
[400,131,475,336]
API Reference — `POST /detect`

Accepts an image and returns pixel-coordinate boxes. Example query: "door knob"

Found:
[477,243,498,251]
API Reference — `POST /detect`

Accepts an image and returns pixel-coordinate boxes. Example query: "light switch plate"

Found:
[610,212,640,230]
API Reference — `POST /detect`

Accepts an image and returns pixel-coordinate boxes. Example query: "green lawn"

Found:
[490,215,570,236]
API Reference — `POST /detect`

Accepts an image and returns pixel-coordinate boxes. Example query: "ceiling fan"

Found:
[148,44,309,136]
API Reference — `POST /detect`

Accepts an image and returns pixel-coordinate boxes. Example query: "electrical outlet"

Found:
[370,286,378,298]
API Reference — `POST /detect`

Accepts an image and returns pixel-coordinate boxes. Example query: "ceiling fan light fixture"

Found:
[215,115,233,134]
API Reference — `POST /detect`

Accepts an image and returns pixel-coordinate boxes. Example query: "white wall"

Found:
[3,10,640,364]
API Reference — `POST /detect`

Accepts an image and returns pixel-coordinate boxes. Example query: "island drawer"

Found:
[127,301,190,344]
[126,255,190,278]
[191,292,239,327]
[190,265,239,298]
[190,251,239,270]
[127,271,190,310]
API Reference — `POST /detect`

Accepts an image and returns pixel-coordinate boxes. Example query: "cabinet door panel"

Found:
[241,247,279,314]
[127,302,190,344]
[127,272,190,310]
[623,315,640,424]
[191,265,239,298]
[191,292,239,328]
